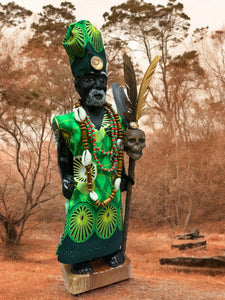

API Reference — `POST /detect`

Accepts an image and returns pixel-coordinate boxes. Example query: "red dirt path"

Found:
[1,220,225,299]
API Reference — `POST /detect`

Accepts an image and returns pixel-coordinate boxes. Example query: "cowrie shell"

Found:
[81,150,92,166]
[74,107,86,122]
[89,191,98,202]
[117,138,124,151]
[114,178,121,191]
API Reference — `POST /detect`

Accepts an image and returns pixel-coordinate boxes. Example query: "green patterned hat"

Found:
[62,20,107,78]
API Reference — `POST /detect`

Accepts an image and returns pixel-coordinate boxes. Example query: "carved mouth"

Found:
[87,89,106,107]
[94,93,103,100]
[128,151,142,160]
[133,151,142,156]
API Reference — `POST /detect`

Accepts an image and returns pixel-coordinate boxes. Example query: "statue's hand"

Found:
[124,128,146,160]
[121,173,134,192]
[62,175,74,199]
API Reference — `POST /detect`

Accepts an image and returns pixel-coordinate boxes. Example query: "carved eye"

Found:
[99,77,107,84]
[139,139,145,144]
[128,138,136,144]
[84,77,94,83]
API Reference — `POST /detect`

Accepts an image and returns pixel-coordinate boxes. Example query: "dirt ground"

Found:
[1,219,225,300]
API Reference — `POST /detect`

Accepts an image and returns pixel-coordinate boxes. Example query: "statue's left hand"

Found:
[124,128,146,160]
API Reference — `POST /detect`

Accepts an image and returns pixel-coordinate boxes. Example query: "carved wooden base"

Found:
[62,256,131,295]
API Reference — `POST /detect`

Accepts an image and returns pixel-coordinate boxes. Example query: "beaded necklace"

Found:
[74,101,124,207]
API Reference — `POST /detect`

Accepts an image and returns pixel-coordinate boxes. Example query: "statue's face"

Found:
[124,129,146,160]
[75,72,107,108]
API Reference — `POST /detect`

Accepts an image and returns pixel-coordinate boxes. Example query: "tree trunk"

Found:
[4,221,17,244]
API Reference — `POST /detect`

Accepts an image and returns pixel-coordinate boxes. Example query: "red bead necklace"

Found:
[84,106,119,172]
[75,101,124,207]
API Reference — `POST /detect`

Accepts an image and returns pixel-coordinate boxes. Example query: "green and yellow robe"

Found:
[52,111,124,264]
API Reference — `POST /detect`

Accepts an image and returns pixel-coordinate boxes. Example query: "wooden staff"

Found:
[119,54,159,255]
[122,157,136,254]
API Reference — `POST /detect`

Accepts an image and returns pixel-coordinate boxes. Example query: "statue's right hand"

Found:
[62,175,74,199]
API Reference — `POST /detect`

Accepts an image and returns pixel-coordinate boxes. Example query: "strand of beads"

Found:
[75,101,124,207]
[106,103,124,181]
[74,101,93,193]
[99,104,124,207]
[84,111,119,173]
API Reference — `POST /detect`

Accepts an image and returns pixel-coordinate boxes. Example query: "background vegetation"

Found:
[0,0,225,245]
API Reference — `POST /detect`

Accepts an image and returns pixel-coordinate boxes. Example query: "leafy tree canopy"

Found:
[103,0,190,56]
[0,1,32,30]
[30,1,76,47]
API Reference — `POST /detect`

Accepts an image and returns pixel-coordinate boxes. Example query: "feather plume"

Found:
[112,54,159,125]
[136,56,159,121]
[123,53,138,122]
[112,83,129,127]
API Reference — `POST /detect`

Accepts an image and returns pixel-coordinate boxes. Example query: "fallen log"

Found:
[171,240,206,250]
[176,229,204,240]
[159,256,225,268]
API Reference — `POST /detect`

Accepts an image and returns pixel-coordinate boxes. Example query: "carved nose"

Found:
[94,78,102,89]
[133,143,141,151]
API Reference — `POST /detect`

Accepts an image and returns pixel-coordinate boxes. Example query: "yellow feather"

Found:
[136,55,159,121]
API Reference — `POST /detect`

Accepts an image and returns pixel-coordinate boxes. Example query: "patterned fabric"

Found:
[52,110,125,264]
[62,20,106,78]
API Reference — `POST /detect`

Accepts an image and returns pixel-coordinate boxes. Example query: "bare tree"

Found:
[0,96,61,244]
[0,3,80,244]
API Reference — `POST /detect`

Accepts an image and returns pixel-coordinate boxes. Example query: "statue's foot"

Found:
[104,250,125,268]
[71,261,93,275]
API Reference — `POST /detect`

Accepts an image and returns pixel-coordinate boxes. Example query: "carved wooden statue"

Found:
[52,20,158,294]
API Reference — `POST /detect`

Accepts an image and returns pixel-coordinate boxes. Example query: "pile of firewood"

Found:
[159,229,225,270]
[171,228,206,250]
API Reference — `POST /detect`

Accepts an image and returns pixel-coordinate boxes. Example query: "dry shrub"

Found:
[28,144,65,225]
[131,129,225,229]
[0,136,62,244]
